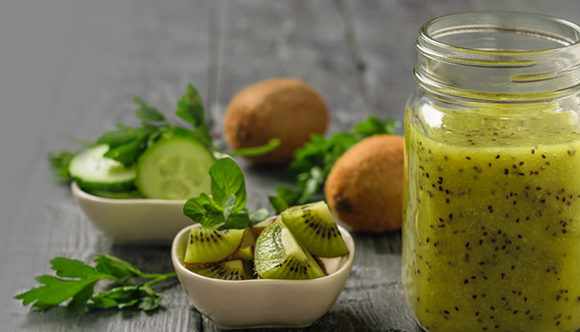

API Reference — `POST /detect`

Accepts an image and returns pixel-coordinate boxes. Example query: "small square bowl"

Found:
[71,182,191,245]
[171,224,355,329]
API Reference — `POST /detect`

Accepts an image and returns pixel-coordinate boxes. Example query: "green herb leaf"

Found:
[229,138,281,157]
[48,151,76,181]
[183,158,269,229]
[15,255,177,315]
[176,84,213,147]
[134,96,167,125]
[209,158,247,212]
[270,115,398,211]
[50,257,101,279]
[249,208,269,223]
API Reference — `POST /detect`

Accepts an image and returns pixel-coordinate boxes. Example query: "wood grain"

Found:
[3,0,580,331]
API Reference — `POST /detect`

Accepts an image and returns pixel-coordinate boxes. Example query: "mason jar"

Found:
[402,12,580,332]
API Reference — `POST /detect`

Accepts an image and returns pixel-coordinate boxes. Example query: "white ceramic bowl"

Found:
[71,182,191,245]
[171,224,355,329]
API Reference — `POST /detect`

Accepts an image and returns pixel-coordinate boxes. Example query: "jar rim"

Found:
[419,11,580,56]
[414,11,580,100]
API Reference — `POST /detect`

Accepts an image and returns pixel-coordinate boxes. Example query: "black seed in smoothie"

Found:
[504,169,509,175]
[488,205,494,213]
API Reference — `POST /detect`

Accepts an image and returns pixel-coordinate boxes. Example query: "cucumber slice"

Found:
[69,144,137,193]
[136,136,215,200]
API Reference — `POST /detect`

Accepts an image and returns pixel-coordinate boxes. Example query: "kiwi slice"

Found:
[254,220,325,280]
[281,201,349,257]
[251,215,279,238]
[188,259,249,280]
[183,228,245,267]
[233,246,254,261]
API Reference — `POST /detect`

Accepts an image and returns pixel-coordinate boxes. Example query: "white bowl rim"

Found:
[172,223,356,285]
[71,182,186,206]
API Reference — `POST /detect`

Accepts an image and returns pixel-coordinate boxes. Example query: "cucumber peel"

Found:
[69,145,137,193]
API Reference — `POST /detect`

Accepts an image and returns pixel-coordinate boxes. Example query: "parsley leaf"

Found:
[269,116,400,212]
[183,158,269,229]
[48,151,77,181]
[15,255,176,315]
[134,97,168,126]
[176,84,213,147]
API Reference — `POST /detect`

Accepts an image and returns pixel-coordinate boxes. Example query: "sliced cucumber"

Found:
[69,144,137,193]
[136,136,215,200]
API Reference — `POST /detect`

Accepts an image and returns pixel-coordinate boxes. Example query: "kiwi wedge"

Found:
[280,201,349,257]
[183,228,245,267]
[251,215,279,238]
[189,259,249,280]
[254,220,325,280]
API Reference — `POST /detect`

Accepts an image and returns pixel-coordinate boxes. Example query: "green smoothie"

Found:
[403,108,580,332]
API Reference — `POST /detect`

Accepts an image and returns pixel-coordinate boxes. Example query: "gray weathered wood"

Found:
[3,0,580,331]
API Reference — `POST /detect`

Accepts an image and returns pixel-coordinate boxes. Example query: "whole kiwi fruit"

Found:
[224,78,329,164]
[324,134,405,233]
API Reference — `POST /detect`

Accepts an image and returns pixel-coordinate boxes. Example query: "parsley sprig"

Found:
[49,84,280,180]
[268,116,399,212]
[183,158,269,229]
[15,255,176,315]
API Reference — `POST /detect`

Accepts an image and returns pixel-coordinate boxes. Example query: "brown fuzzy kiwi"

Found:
[324,135,405,232]
[224,78,329,164]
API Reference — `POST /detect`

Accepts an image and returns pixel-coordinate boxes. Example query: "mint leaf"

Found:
[221,210,251,229]
[249,208,269,223]
[183,193,226,228]
[222,194,237,220]
[229,138,281,157]
[209,158,247,212]
[183,157,269,229]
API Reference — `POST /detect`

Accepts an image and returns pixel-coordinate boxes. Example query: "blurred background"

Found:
[2,0,580,331]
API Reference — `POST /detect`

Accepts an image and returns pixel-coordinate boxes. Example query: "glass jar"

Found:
[402,12,580,332]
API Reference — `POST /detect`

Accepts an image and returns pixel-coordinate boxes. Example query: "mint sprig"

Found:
[269,116,399,212]
[183,158,269,229]
[15,255,176,315]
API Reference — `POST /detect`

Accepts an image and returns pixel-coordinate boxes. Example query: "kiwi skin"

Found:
[224,78,329,164]
[189,259,249,280]
[325,135,405,233]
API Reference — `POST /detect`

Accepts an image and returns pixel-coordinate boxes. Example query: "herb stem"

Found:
[143,272,177,287]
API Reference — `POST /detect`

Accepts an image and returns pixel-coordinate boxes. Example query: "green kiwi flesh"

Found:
[183,228,245,266]
[281,201,349,257]
[254,220,325,280]
[251,215,279,238]
[189,259,249,280]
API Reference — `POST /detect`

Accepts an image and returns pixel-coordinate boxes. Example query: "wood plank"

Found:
[3,0,213,330]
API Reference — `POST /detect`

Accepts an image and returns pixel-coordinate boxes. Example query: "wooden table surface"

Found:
[2,1,580,331]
